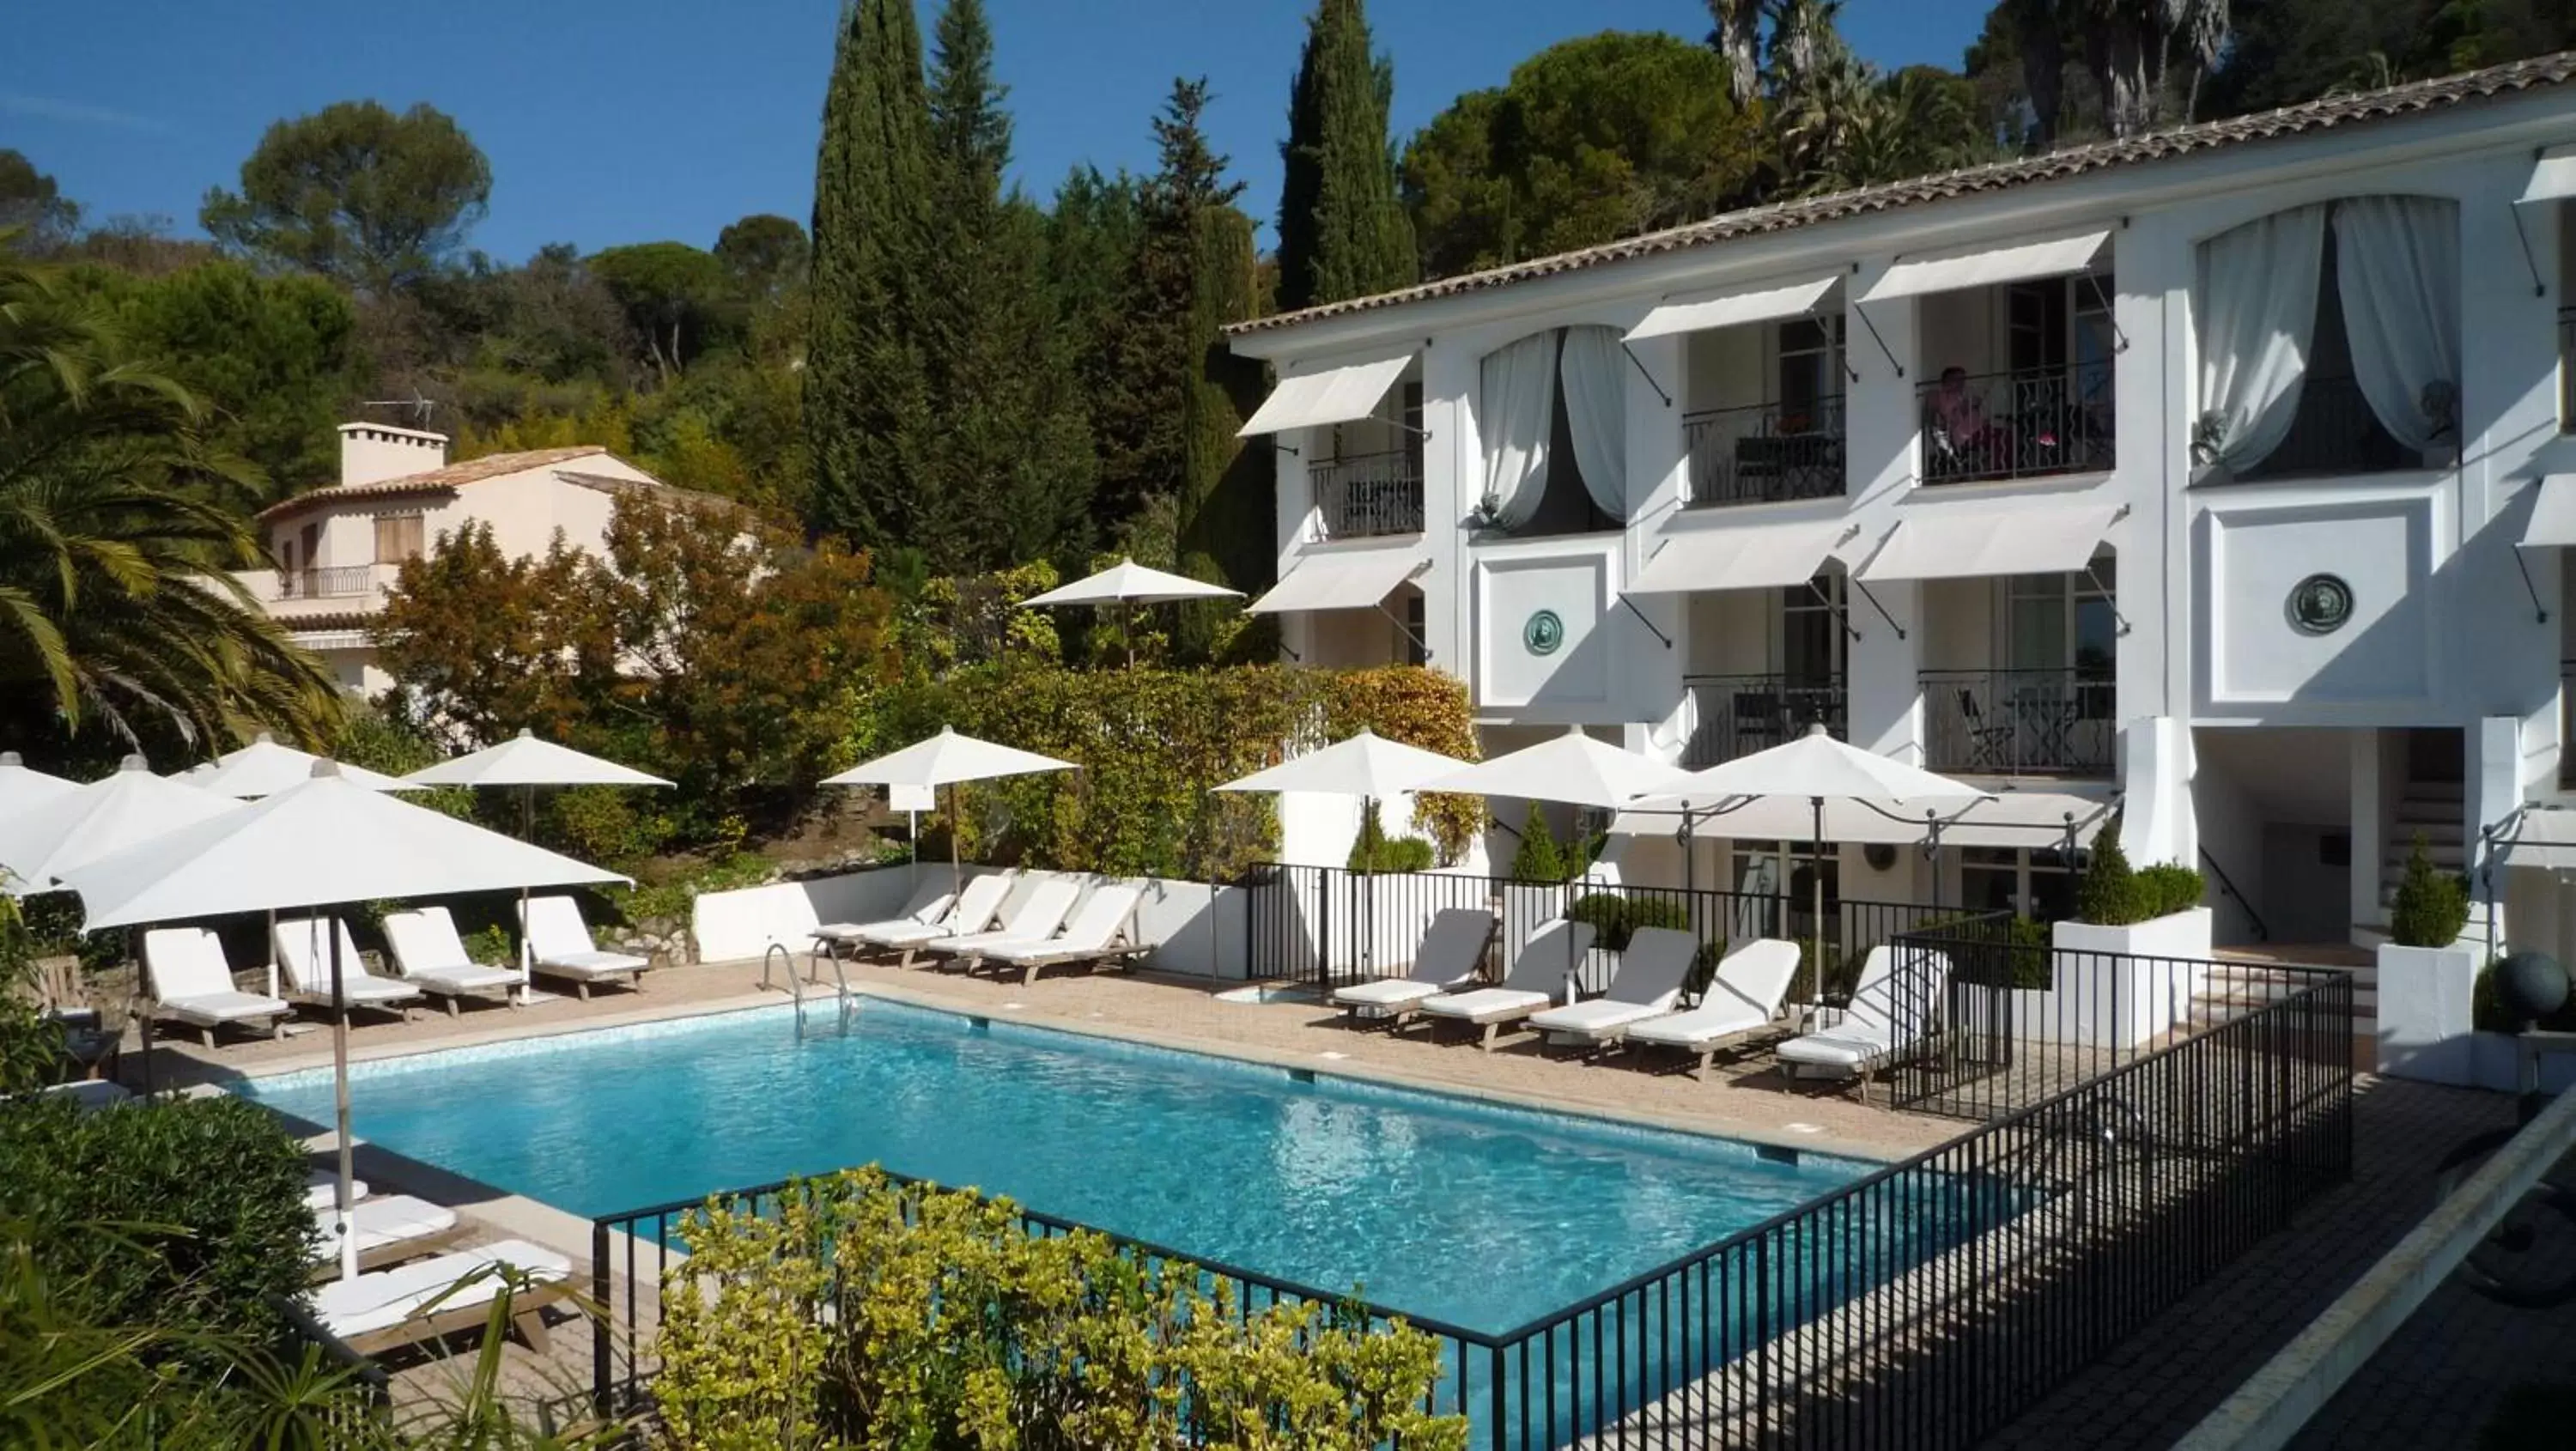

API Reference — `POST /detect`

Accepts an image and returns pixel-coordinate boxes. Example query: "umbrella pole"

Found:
[1361,794,1374,980]
[514,786,538,1005]
[264,908,278,1000]
[1811,796,1826,1002]
[329,915,358,1281]
[950,781,963,904]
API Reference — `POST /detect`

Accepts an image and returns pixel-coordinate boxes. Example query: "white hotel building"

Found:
[1228,53,2576,956]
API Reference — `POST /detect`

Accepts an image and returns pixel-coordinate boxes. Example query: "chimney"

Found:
[337,422,448,488]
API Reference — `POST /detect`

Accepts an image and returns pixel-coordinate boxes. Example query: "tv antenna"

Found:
[361,393,440,428]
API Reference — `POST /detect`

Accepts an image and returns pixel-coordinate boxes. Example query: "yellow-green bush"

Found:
[652,1169,1466,1451]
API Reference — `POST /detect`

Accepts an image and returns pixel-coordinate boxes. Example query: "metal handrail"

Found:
[2200,847,2269,942]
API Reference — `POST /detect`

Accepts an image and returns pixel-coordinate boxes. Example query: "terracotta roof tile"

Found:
[257,446,609,523]
[1228,51,2576,338]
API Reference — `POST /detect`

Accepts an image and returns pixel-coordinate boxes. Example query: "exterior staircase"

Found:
[2198,947,2381,1073]
[2353,778,2504,953]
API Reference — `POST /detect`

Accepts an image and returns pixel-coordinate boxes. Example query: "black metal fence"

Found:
[1918,366,2113,485]
[591,943,2354,1448]
[1684,398,1846,507]
[1315,449,1425,537]
[1920,666,2116,777]
[1239,862,1962,1004]
[1683,674,1847,768]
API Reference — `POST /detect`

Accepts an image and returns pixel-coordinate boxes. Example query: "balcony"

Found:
[277,565,380,600]
[1684,673,1846,768]
[2218,373,2443,481]
[1683,398,1844,507]
[1313,450,1423,538]
[1922,667,2114,777]
[1918,366,2112,486]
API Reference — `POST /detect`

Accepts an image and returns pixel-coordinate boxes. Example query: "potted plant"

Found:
[2048,827,2212,1047]
[2375,834,2482,1085]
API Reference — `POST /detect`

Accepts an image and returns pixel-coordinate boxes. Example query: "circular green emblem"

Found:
[2288,574,2353,635]
[1523,609,1564,656]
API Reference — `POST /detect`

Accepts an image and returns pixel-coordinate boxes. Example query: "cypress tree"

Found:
[1276,0,1418,313]
[805,0,933,549]
[916,0,1097,568]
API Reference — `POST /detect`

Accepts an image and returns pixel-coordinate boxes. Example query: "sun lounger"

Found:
[925,878,1080,969]
[1625,938,1803,1077]
[312,1237,574,1357]
[518,895,650,998]
[813,879,954,960]
[274,917,422,1020]
[1327,908,1498,1023]
[42,1079,131,1110]
[969,884,1150,983]
[1776,944,1949,1102]
[859,872,1014,965]
[305,1168,369,1212]
[382,908,524,1014]
[1417,920,1598,1051]
[1525,926,1704,1048]
[142,926,289,1046]
[311,1194,467,1276]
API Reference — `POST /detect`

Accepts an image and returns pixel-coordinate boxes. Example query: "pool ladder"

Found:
[762,939,853,1029]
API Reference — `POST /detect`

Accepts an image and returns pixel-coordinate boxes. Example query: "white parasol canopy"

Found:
[1214,729,1468,799]
[1018,558,1243,608]
[1419,726,1690,810]
[0,756,241,896]
[0,751,75,817]
[196,732,422,798]
[59,762,626,1279]
[822,727,1077,892]
[403,728,672,788]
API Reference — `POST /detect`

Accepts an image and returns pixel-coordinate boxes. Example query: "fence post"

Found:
[590,1217,612,1418]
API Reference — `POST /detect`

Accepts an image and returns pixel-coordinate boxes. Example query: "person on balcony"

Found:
[1927,366,2006,476]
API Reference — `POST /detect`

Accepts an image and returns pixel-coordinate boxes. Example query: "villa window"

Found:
[2195,196,2459,481]
[1684,316,1847,507]
[374,513,425,564]
[1403,591,1427,667]
[1917,272,2117,486]
[1477,326,1624,537]
[1960,847,2077,920]
[1317,379,1425,539]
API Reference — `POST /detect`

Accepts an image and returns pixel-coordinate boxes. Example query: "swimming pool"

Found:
[239,997,1874,1336]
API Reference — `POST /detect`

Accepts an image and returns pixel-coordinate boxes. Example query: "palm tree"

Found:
[0,246,342,750]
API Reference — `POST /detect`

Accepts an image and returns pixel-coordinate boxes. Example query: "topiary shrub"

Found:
[0,1093,314,1342]
[2390,834,2471,949]
[1568,892,1690,951]
[1509,810,1566,883]
[1346,802,1436,874]
[2133,862,2207,920]
[2075,829,2143,926]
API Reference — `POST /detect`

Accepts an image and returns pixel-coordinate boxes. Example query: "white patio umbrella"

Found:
[61,762,626,1280]
[1638,724,1988,984]
[404,730,674,1001]
[0,756,242,899]
[1018,558,1242,666]
[0,751,76,818]
[197,732,422,798]
[820,727,1077,896]
[1217,730,1472,977]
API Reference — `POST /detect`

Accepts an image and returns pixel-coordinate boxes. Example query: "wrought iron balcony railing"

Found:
[1683,673,1846,768]
[1918,366,2114,486]
[1683,397,1845,507]
[1921,666,2115,776]
[1313,450,1424,538]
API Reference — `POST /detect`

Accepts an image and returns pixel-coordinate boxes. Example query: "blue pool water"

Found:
[239,999,1874,1335]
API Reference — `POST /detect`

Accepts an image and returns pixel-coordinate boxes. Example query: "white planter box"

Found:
[2375,941,2482,1086]
[2013,908,2217,1049]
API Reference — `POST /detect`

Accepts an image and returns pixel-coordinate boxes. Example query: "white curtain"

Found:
[2335,196,2462,453]
[1558,325,1629,524]
[2195,204,2326,473]
[1479,331,1558,526]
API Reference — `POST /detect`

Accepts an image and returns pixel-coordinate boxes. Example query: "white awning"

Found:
[2521,475,2576,548]
[1627,519,1849,596]
[1237,356,1412,438]
[1857,228,2112,304]
[1855,505,2117,584]
[1612,789,2115,851]
[1623,275,1841,344]
[1247,548,1427,615]
[2519,146,2576,206]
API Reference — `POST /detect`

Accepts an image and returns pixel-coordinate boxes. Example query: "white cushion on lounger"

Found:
[320,1194,459,1257]
[817,880,951,943]
[384,908,524,994]
[977,885,1142,965]
[1527,926,1700,1041]
[1418,987,1554,1024]
[44,1080,131,1110]
[313,1238,571,1339]
[305,1169,369,1211]
[168,988,295,1024]
[1419,919,1595,1024]
[1774,1028,1891,1068]
[274,917,422,1008]
[928,879,1078,958]
[862,873,1012,947]
[1328,908,1495,1010]
[519,896,648,975]
[143,927,289,1025]
[1626,939,1802,1050]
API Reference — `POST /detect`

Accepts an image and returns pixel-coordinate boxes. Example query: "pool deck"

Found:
[137,954,1965,1418]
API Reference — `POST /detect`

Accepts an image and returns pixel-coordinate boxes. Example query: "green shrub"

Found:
[1509,810,1566,883]
[1347,802,1436,875]
[546,783,677,870]
[1568,893,1690,952]
[655,1169,1466,1451]
[2391,835,2471,949]
[462,922,514,968]
[2075,829,2142,925]
[2133,862,2206,920]
[612,851,778,923]
[0,1093,313,1342]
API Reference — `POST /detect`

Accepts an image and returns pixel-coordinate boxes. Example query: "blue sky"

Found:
[5,1,1990,261]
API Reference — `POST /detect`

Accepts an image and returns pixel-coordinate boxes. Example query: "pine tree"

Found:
[806,0,933,549]
[1276,0,1417,312]
[914,0,1097,568]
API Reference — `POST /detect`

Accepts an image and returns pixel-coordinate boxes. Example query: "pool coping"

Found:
[220,976,1915,1169]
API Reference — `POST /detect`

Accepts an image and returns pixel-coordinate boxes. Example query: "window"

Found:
[1960,847,2078,920]
[1403,591,1427,667]
[298,521,319,569]
[276,533,296,573]
[373,514,424,564]
[1776,316,1844,428]
[2002,561,2115,681]
[1781,574,1843,689]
